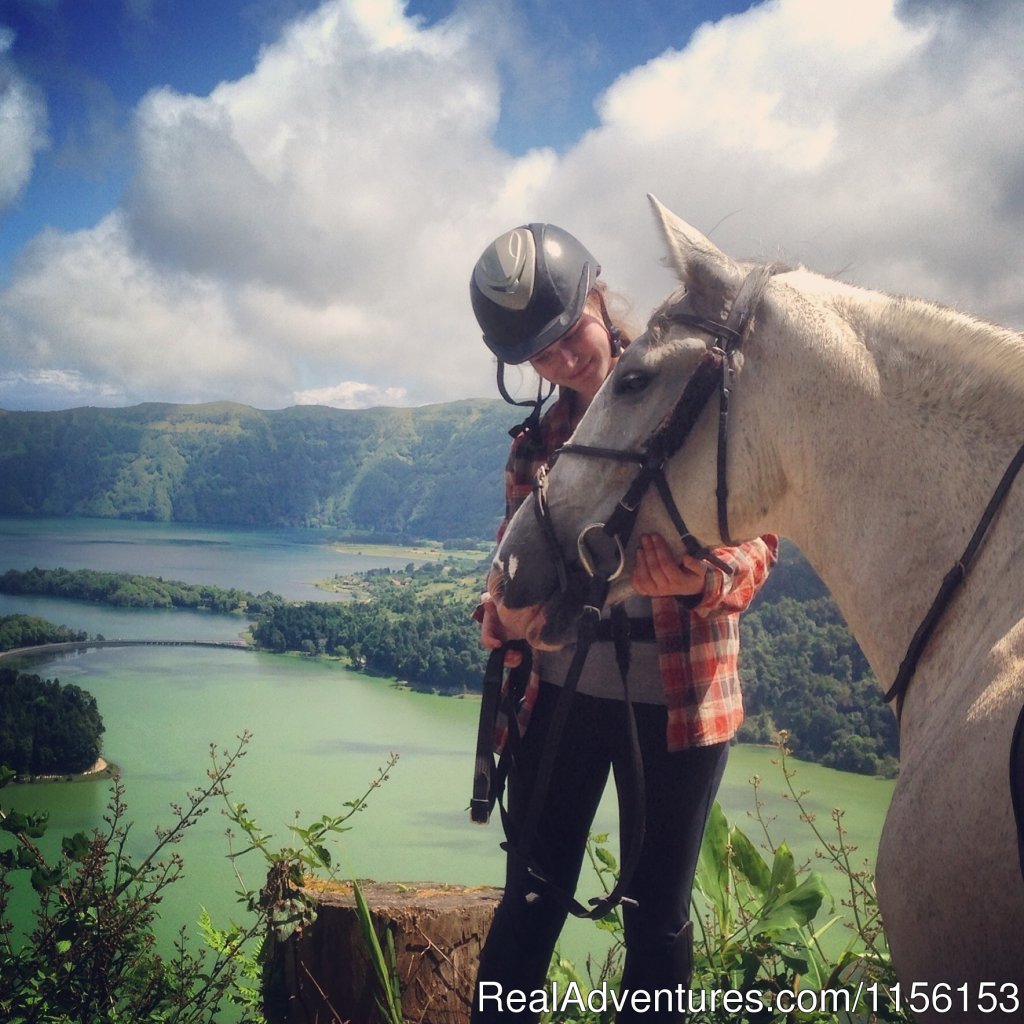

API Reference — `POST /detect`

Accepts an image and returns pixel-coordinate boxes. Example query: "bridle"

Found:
[532,263,780,611]
[533,260,1024,728]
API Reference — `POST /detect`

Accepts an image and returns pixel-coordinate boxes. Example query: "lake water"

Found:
[0,515,421,602]
[1,517,894,974]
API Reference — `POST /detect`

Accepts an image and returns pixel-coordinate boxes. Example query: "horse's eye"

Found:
[615,371,650,395]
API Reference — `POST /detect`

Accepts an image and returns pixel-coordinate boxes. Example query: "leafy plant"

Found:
[545,737,911,1023]
[0,733,399,1024]
[541,836,626,1024]
[352,877,403,1024]
[217,746,401,1021]
[197,907,265,1019]
[692,801,838,1019]
[0,736,261,1024]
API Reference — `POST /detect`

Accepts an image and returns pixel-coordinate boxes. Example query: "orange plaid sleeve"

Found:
[657,534,778,750]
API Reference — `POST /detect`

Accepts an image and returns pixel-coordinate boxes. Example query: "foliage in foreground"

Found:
[0,733,398,1024]
[216,745,400,1023]
[0,740,257,1024]
[546,738,911,1024]
[1,728,911,1023]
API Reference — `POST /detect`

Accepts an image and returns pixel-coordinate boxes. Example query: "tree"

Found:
[0,669,104,776]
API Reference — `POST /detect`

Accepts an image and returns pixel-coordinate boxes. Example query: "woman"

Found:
[469,223,777,1022]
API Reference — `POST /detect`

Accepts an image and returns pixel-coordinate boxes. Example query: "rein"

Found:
[884,439,1024,720]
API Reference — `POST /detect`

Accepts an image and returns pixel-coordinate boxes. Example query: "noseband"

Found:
[533,263,779,604]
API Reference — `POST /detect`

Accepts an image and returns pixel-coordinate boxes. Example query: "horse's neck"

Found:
[770,297,1024,699]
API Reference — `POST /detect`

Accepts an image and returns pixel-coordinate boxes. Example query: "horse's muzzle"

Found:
[486,554,588,649]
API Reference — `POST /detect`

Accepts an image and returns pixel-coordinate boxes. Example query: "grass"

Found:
[316,548,490,603]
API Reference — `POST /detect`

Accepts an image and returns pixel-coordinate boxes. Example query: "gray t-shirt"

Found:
[534,595,665,705]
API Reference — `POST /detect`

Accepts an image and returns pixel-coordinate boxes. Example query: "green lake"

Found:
[1,517,894,967]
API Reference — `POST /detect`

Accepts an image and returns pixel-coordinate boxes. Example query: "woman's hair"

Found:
[585,280,641,351]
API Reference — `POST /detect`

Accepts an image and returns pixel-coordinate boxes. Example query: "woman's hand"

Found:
[631,533,707,598]
[479,595,525,666]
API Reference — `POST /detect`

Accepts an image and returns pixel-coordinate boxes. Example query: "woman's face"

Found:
[528,312,615,405]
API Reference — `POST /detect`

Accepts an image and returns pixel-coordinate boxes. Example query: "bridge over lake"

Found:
[0,639,252,661]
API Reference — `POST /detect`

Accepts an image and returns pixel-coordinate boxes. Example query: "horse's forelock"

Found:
[645,286,689,343]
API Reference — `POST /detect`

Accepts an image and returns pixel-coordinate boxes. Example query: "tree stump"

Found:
[268,880,502,1024]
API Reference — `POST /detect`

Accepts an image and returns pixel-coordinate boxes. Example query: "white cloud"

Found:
[0,0,1022,412]
[293,380,407,408]
[0,368,123,409]
[0,30,48,212]
[550,0,1024,332]
[0,214,286,405]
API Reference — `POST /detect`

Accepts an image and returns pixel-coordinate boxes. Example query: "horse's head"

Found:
[488,196,790,647]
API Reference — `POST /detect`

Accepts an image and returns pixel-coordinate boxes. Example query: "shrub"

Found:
[544,737,911,1023]
[0,733,397,1024]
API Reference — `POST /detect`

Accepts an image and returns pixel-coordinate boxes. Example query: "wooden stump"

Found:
[268,880,502,1024]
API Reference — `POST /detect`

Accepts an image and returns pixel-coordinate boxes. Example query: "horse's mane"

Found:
[649,260,1024,414]
[865,297,1022,401]
[785,266,1024,412]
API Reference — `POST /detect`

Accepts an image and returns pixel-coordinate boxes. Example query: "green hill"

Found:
[0,399,513,541]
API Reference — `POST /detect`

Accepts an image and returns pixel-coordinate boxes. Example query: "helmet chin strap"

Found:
[496,361,555,447]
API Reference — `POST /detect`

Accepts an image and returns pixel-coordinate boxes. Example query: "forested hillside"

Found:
[0,400,512,540]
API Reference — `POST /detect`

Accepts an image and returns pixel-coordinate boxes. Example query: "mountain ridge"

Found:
[0,398,514,541]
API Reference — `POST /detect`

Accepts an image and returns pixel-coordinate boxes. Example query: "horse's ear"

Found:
[647,194,744,309]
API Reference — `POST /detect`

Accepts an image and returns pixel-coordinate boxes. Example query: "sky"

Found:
[0,0,1022,412]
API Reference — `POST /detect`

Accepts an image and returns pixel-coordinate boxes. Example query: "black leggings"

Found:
[473,682,729,1023]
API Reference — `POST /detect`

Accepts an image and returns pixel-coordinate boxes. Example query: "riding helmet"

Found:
[470,223,600,365]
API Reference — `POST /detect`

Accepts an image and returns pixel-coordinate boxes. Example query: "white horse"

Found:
[488,197,1024,1020]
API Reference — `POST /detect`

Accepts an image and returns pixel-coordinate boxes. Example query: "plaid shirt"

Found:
[495,392,778,751]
